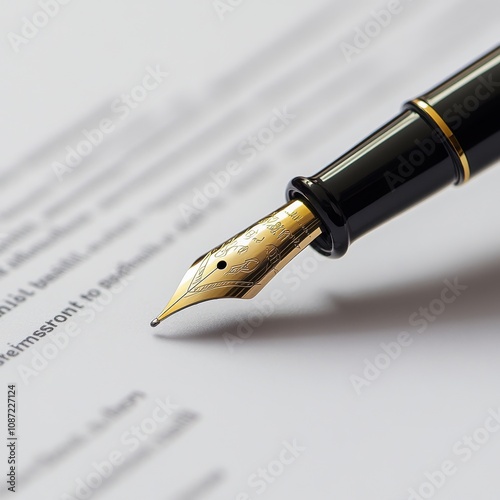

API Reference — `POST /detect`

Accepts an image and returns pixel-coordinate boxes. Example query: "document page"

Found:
[1,1,500,498]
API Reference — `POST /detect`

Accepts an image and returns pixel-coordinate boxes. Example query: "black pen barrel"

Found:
[287,45,500,258]
[411,45,500,177]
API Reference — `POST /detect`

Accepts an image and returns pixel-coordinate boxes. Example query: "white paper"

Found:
[1,1,500,498]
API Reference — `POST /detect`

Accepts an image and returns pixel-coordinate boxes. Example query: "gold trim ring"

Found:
[410,98,471,184]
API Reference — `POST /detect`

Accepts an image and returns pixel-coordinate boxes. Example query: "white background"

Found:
[1,1,500,499]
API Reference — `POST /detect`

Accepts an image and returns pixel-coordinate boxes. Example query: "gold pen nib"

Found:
[150,199,322,327]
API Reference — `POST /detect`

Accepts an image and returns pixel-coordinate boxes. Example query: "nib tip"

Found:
[150,318,160,328]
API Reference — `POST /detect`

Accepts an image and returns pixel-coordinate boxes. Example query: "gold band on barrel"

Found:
[411,98,471,184]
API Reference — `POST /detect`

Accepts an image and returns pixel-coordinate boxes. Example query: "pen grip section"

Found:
[287,110,456,257]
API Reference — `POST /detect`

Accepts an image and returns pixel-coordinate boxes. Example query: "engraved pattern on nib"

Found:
[188,253,211,292]
[226,258,260,275]
[265,245,281,273]
[185,250,256,296]
[151,199,322,325]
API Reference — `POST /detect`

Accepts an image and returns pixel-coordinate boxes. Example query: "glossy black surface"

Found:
[287,46,500,258]
[418,45,500,177]
[288,111,455,257]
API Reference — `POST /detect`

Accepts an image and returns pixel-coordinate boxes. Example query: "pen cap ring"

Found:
[287,176,349,258]
[408,45,500,179]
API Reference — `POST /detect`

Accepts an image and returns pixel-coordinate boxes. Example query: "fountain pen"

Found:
[150,44,500,327]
